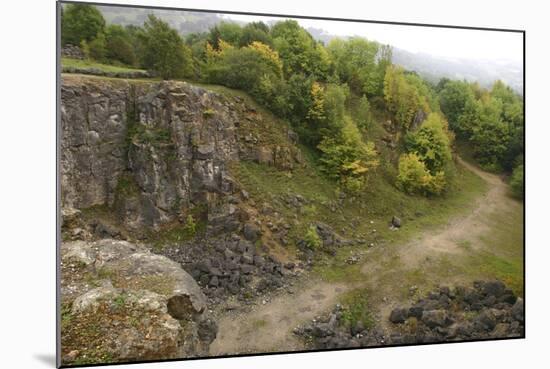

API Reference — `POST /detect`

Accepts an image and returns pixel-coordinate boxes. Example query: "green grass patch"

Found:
[62,57,146,74]
[339,288,375,329]
[231,153,487,286]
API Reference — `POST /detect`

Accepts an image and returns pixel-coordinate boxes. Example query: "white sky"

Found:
[221,13,523,64]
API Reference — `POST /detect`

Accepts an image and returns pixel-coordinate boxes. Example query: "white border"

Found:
[1,1,547,368]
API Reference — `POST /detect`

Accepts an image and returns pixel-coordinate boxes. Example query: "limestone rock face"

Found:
[60,239,214,364]
[61,76,240,230]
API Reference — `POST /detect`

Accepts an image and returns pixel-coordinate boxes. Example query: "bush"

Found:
[405,112,453,174]
[105,25,136,66]
[318,117,379,193]
[184,215,197,236]
[397,153,446,196]
[61,4,105,46]
[206,40,283,92]
[141,15,193,79]
[510,164,524,199]
[88,32,107,61]
[304,225,321,250]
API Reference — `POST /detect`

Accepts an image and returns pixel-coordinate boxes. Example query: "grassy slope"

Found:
[224,88,490,282]
[65,73,522,298]
[61,57,146,73]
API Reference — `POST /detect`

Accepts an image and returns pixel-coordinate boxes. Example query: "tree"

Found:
[208,22,244,49]
[327,37,388,96]
[318,117,379,193]
[206,40,283,92]
[62,4,105,46]
[383,65,421,130]
[239,22,272,47]
[306,82,326,122]
[470,94,509,170]
[356,95,371,130]
[396,153,446,196]
[271,20,329,79]
[438,80,475,129]
[105,25,136,65]
[405,113,453,174]
[141,15,193,79]
[88,32,107,61]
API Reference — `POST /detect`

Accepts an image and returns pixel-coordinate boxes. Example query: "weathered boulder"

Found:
[389,307,408,324]
[60,239,214,365]
[391,216,402,228]
[421,309,450,328]
[243,222,261,242]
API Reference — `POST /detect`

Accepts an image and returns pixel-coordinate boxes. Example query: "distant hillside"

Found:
[391,48,523,93]
[98,5,223,35]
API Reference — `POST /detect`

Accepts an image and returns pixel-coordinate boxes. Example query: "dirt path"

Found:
[210,157,521,355]
[395,156,516,267]
[210,280,350,355]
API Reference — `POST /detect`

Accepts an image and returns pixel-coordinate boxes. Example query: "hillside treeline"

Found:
[61,4,524,199]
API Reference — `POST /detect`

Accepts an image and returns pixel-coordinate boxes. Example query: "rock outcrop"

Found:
[294,280,524,350]
[61,74,302,236]
[60,239,217,365]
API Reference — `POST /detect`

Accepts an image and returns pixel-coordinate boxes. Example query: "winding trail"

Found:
[210,157,522,355]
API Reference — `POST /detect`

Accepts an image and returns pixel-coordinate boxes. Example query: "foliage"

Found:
[439,80,475,131]
[340,289,375,329]
[88,32,107,61]
[184,215,197,235]
[206,40,283,92]
[140,15,193,79]
[61,4,105,45]
[405,112,453,174]
[240,22,272,47]
[208,22,244,49]
[304,225,322,250]
[397,153,446,196]
[318,117,379,192]
[437,79,523,173]
[383,65,423,130]
[356,94,371,130]
[105,25,136,66]
[509,164,524,199]
[306,82,326,122]
[271,20,330,79]
[327,37,391,96]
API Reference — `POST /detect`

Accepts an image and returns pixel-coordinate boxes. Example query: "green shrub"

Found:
[184,215,197,236]
[141,15,193,79]
[340,289,374,329]
[397,153,446,196]
[304,225,321,250]
[405,112,453,174]
[61,4,106,46]
[88,32,107,61]
[510,164,524,199]
[318,117,379,193]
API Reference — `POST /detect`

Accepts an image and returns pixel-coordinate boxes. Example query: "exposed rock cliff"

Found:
[61,75,302,235]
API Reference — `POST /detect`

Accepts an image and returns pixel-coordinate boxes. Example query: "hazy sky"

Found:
[222,13,523,64]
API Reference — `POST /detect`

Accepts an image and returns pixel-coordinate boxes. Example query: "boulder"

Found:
[391,216,402,228]
[421,310,450,328]
[389,307,408,324]
[243,222,261,242]
[480,280,506,298]
[511,298,524,323]
[60,239,214,364]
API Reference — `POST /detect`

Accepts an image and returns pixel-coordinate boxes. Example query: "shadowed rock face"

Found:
[61,77,240,230]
